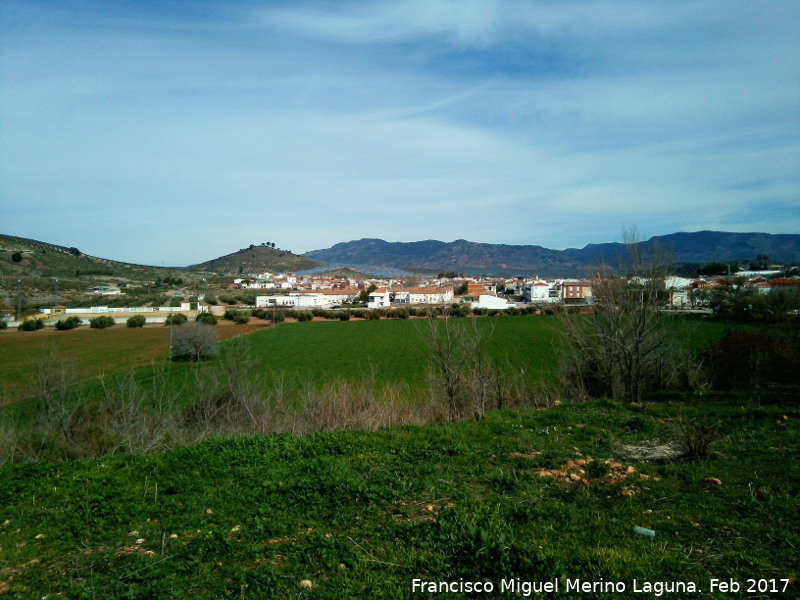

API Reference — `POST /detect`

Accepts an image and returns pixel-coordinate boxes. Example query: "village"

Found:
[5,263,799,330]
[229,267,800,312]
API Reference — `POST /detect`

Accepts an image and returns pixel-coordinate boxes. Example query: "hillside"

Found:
[190,243,324,276]
[0,234,187,281]
[0,395,797,598]
[305,231,800,276]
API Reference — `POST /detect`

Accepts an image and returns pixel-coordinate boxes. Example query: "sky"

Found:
[1,0,799,267]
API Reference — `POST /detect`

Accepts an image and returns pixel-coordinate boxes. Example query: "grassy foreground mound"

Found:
[1,394,797,599]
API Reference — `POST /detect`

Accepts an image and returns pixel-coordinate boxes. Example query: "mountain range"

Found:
[3,231,799,280]
[304,231,800,277]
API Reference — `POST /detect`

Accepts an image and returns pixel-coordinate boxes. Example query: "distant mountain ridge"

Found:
[4,231,798,280]
[305,231,800,277]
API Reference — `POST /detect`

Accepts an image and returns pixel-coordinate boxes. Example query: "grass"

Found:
[1,313,733,404]
[244,315,563,389]
[0,393,797,598]
[0,322,269,405]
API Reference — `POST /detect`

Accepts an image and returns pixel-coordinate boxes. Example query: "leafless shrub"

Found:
[673,417,720,461]
[558,229,677,404]
[181,338,265,437]
[171,322,219,362]
[30,349,81,437]
[418,307,499,420]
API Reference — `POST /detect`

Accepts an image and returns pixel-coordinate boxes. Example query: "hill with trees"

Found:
[189,243,323,276]
[0,234,188,282]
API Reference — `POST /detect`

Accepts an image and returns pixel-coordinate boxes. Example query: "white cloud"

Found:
[1,0,798,264]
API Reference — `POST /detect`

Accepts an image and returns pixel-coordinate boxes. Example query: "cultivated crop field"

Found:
[0,314,721,406]
[0,322,268,405]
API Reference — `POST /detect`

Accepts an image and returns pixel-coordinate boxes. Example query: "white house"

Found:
[367,289,391,309]
[318,288,360,305]
[405,287,454,305]
[524,279,558,303]
[257,289,360,309]
[471,294,514,310]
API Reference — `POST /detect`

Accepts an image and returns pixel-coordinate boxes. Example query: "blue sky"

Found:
[2,1,798,266]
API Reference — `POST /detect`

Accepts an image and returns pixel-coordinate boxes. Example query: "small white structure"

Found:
[669,288,690,308]
[471,295,514,310]
[256,295,295,308]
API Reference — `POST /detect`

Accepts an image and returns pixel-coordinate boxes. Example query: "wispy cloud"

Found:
[1,0,797,264]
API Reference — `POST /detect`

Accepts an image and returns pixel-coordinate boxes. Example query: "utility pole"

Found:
[16,280,23,319]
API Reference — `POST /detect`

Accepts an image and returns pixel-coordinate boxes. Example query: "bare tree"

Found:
[560,229,672,404]
[31,348,81,441]
[419,306,497,420]
[171,322,219,361]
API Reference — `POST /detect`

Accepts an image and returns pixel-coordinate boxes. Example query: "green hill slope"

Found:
[0,396,796,598]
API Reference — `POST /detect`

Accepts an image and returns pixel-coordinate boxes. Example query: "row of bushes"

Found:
[13,312,219,331]
[220,304,551,325]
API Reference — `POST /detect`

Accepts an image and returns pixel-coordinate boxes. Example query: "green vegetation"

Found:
[195,312,218,325]
[127,315,147,328]
[164,313,188,326]
[1,307,798,597]
[55,316,83,330]
[17,318,44,331]
[0,395,797,598]
[89,315,116,329]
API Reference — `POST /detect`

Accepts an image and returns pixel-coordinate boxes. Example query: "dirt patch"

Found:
[534,457,652,497]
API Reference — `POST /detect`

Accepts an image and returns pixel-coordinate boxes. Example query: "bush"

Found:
[233,312,251,325]
[18,319,44,331]
[701,329,800,390]
[171,322,219,361]
[195,312,218,325]
[89,316,116,329]
[55,316,83,330]
[126,315,147,328]
[165,313,188,326]
[0,319,7,330]
[674,417,720,461]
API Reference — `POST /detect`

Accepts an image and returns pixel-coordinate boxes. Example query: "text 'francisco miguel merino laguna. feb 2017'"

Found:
[410,577,792,596]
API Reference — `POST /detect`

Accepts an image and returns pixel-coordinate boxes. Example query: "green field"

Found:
[0,394,797,598]
[244,316,562,386]
[0,313,798,597]
[1,313,729,406]
[0,323,268,405]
